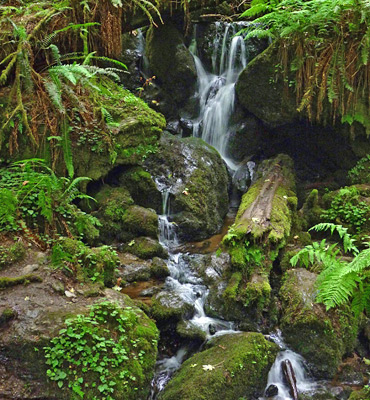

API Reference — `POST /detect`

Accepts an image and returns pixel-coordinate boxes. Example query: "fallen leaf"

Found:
[190,364,197,368]
[202,364,215,371]
[65,290,76,298]
[24,296,30,301]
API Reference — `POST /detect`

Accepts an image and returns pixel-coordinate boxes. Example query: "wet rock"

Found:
[265,384,279,397]
[122,205,158,239]
[151,291,194,322]
[232,159,255,193]
[158,332,279,400]
[151,257,170,279]
[121,237,167,260]
[176,320,207,342]
[145,133,229,242]
[117,253,152,282]
[280,269,358,378]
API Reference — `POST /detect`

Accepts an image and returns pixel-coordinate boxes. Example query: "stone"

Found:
[265,384,279,397]
[151,291,194,322]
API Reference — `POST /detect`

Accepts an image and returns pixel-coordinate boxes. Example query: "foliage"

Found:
[44,300,158,400]
[348,154,370,184]
[0,158,99,243]
[290,223,370,316]
[240,0,370,133]
[51,238,118,286]
[321,187,370,232]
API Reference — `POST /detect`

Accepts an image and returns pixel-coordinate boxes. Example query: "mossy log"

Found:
[224,154,297,271]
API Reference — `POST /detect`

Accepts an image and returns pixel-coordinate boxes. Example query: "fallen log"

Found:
[282,359,298,400]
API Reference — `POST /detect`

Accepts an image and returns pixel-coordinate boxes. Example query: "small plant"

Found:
[290,223,370,316]
[348,154,370,184]
[321,187,370,231]
[44,301,158,400]
[0,159,99,243]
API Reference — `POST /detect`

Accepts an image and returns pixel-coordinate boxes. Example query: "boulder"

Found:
[145,133,229,242]
[279,269,358,378]
[146,23,197,108]
[121,237,167,260]
[151,291,194,322]
[158,332,279,400]
[236,43,297,128]
[0,254,158,400]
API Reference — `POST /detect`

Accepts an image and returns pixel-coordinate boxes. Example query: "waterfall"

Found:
[191,22,249,170]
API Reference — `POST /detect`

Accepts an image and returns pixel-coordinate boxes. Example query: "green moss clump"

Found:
[348,388,370,400]
[0,274,42,289]
[240,274,271,313]
[159,332,279,400]
[0,308,16,326]
[51,238,119,287]
[151,292,194,322]
[122,206,158,239]
[223,272,242,302]
[123,237,167,260]
[176,320,207,342]
[0,241,26,269]
[280,269,358,378]
[44,300,159,400]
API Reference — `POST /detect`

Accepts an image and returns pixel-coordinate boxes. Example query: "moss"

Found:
[279,269,358,378]
[122,205,158,239]
[123,237,167,260]
[240,274,271,313]
[176,320,207,342]
[300,189,324,230]
[159,332,279,400]
[0,241,26,269]
[0,308,16,326]
[348,389,370,400]
[119,166,162,212]
[0,274,42,289]
[223,272,242,302]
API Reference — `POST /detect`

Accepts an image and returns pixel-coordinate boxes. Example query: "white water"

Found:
[191,22,248,171]
[261,331,317,400]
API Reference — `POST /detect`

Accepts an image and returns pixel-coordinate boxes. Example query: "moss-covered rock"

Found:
[176,320,207,342]
[150,257,170,279]
[51,238,119,287]
[159,332,279,400]
[119,166,162,212]
[279,268,358,378]
[94,185,159,243]
[145,134,229,241]
[146,23,197,108]
[0,241,26,269]
[151,291,194,322]
[348,389,370,400]
[236,43,297,127]
[122,237,167,260]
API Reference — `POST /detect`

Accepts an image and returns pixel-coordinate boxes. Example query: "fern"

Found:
[291,223,370,315]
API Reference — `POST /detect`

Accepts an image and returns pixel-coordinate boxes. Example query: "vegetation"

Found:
[44,300,159,400]
[291,223,370,316]
[240,0,370,132]
[0,158,99,245]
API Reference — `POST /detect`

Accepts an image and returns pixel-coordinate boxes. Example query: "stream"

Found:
[146,22,333,400]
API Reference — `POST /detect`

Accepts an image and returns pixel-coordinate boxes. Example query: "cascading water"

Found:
[191,22,249,170]
[260,331,317,400]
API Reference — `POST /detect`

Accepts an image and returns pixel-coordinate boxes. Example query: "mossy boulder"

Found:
[121,237,167,260]
[146,23,197,108]
[236,43,297,127]
[158,332,279,400]
[150,257,170,279]
[0,249,158,400]
[176,320,207,342]
[51,238,119,287]
[119,166,162,212]
[348,389,370,400]
[279,269,358,378]
[151,291,194,322]
[145,133,229,241]
[94,185,159,243]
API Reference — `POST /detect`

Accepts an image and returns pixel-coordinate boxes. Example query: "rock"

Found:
[232,159,256,193]
[118,166,162,213]
[265,384,279,397]
[122,205,158,239]
[150,257,170,279]
[348,389,370,400]
[0,241,26,270]
[146,23,197,110]
[0,263,159,400]
[279,269,358,378]
[158,332,279,400]
[176,320,207,342]
[117,253,152,282]
[145,133,229,241]
[236,43,297,128]
[121,237,167,260]
[151,291,194,322]
[21,264,39,275]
